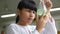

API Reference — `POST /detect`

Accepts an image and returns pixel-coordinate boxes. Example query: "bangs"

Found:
[17,0,37,12]
[24,1,37,12]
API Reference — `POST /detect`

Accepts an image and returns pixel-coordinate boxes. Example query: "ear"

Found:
[16,9,21,16]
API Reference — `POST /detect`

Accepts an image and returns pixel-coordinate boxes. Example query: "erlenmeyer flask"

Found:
[37,0,47,16]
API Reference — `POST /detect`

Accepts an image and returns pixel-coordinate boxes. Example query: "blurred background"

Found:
[0,0,60,34]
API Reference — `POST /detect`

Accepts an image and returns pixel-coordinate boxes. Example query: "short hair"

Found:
[16,0,37,23]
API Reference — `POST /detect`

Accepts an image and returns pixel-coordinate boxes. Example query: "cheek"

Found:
[21,12,29,19]
[23,12,29,17]
[33,14,35,19]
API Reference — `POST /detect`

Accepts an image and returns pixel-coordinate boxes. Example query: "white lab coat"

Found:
[4,17,57,34]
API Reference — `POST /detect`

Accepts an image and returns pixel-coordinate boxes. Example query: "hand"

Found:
[44,0,53,18]
[44,0,53,10]
[35,12,48,33]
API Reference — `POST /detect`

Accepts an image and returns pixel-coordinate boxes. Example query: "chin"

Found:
[28,21,33,24]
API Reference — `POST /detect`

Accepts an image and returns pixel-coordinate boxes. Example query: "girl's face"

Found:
[17,8,36,24]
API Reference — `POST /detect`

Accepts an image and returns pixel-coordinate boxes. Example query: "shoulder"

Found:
[5,23,18,30]
[8,23,17,28]
[4,23,20,34]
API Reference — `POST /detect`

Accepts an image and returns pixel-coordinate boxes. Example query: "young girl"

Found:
[4,0,57,34]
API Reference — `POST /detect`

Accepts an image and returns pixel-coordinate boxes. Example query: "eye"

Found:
[33,10,36,14]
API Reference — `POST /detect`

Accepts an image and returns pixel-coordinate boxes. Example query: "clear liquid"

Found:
[37,0,47,16]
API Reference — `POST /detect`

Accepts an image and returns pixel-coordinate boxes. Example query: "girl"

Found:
[5,0,57,34]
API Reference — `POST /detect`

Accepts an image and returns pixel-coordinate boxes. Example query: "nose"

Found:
[30,14,33,17]
[29,11,34,17]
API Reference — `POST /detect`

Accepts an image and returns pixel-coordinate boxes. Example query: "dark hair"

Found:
[16,0,37,23]
[17,0,37,11]
[16,15,19,23]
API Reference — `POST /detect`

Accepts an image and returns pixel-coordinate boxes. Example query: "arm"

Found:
[32,30,40,34]
[40,0,57,34]
[41,16,57,34]
[32,16,57,34]
[44,0,57,33]
[35,0,57,34]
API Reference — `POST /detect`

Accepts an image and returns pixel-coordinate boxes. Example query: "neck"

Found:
[17,20,28,26]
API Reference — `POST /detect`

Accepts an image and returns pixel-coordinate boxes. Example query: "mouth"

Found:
[28,18,33,20]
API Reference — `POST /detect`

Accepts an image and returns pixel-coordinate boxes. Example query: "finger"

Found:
[44,15,47,19]
[42,11,44,17]
[44,15,48,21]
[35,13,39,22]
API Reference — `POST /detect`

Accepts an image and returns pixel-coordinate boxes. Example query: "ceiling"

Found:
[0,0,60,27]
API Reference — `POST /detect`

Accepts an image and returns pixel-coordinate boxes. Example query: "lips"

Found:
[28,18,33,20]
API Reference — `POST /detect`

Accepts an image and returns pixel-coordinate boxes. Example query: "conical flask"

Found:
[37,0,47,16]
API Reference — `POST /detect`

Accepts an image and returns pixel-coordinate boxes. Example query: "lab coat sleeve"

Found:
[4,25,19,34]
[41,17,57,34]
[32,30,40,34]
[28,25,40,34]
